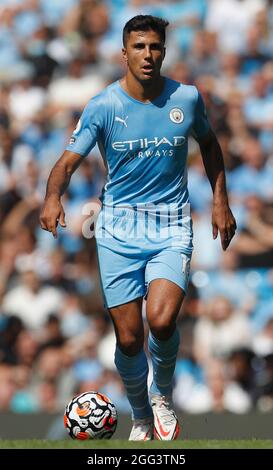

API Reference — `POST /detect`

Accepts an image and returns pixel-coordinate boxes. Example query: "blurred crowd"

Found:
[1,0,273,423]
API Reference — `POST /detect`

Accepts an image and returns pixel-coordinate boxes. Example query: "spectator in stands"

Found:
[193,296,252,366]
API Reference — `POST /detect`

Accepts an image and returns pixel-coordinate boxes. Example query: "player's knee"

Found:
[117,334,143,356]
[149,316,175,340]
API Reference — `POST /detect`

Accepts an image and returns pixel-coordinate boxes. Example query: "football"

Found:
[64,391,118,440]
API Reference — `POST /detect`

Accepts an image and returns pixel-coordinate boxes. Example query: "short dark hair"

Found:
[123,15,169,46]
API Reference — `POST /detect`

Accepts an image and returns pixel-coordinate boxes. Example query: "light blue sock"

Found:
[114,346,153,419]
[148,329,180,396]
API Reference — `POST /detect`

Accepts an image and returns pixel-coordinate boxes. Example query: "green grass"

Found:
[0,440,272,449]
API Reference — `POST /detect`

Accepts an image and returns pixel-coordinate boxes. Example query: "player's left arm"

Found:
[196,128,237,250]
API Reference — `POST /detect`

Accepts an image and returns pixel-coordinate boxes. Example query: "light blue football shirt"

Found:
[66,77,210,209]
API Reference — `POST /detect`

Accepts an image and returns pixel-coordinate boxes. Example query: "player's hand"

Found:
[212,202,237,251]
[40,195,66,239]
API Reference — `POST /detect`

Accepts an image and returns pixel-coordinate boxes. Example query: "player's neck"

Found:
[121,74,165,103]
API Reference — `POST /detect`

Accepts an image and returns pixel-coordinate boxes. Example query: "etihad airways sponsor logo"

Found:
[112,136,186,152]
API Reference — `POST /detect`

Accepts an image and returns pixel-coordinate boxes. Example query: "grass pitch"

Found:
[0,439,272,449]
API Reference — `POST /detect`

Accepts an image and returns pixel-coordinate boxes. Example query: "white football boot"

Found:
[151,395,180,440]
[129,417,154,441]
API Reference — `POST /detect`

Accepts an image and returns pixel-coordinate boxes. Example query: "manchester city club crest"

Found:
[169,108,184,124]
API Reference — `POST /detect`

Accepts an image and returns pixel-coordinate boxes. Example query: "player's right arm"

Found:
[39,151,83,238]
[40,95,104,238]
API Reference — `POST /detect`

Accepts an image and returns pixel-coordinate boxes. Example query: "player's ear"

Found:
[122,48,128,63]
[162,47,166,61]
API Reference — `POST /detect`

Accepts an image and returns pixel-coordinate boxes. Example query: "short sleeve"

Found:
[66,99,102,157]
[191,90,210,140]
